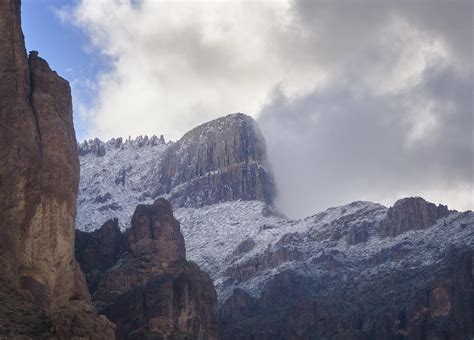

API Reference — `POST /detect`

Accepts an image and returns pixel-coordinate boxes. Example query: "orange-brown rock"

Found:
[0,1,114,338]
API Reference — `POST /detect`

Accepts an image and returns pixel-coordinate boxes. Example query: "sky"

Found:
[22,0,473,217]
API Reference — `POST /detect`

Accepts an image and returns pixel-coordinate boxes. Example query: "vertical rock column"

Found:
[0,1,115,338]
[0,0,41,290]
[0,0,78,310]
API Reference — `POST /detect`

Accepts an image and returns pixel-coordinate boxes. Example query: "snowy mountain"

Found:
[77,113,274,231]
[77,135,170,231]
[76,113,474,339]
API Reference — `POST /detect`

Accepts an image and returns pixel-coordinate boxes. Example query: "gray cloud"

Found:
[65,0,473,215]
[291,0,473,68]
[259,62,473,217]
[256,0,473,217]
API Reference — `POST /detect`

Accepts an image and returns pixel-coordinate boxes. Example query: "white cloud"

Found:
[68,0,331,140]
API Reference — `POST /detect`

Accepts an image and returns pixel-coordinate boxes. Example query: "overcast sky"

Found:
[24,0,473,216]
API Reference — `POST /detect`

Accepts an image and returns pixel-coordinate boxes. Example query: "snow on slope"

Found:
[77,134,474,306]
[77,140,474,303]
[77,136,170,231]
[176,200,473,302]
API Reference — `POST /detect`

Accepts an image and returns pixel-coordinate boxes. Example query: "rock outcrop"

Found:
[0,1,114,338]
[157,113,276,208]
[75,218,127,293]
[76,198,219,339]
[380,197,450,237]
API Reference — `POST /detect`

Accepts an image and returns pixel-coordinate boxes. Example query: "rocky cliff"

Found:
[0,0,114,337]
[157,113,275,207]
[76,198,219,339]
[380,197,450,237]
[76,113,276,231]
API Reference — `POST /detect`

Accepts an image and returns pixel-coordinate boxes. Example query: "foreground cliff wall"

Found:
[0,0,114,337]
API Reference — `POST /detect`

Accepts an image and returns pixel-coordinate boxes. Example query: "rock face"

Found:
[0,1,114,338]
[76,113,276,232]
[76,198,219,339]
[220,250,473,339]
[158,113,275,208]
[75,218,127,293]
[380,197,450,237]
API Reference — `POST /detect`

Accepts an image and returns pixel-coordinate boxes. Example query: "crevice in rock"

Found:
[27,51,43,157]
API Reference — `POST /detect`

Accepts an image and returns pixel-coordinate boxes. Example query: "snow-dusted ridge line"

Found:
[174,199,473,302]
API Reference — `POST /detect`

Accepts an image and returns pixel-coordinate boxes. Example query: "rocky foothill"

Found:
[75,198,218,339]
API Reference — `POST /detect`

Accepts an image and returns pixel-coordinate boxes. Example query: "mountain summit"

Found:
[158,113,275,207]
[77,113,275,231]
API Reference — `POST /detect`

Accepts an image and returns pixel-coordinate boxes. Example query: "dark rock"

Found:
[231,238,256,258]
[75,218,127,293]
[98,202,122,211]
[220,288,256,321]
[94,192,112,203]
[114,168,127,185]
[220,251,474,340]
[104,262,218,340]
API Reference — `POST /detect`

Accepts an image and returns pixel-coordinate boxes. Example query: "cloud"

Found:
[258,0,473,216]
[65,0,473,215]
[66,0,329,140]
[259,63,473,216]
